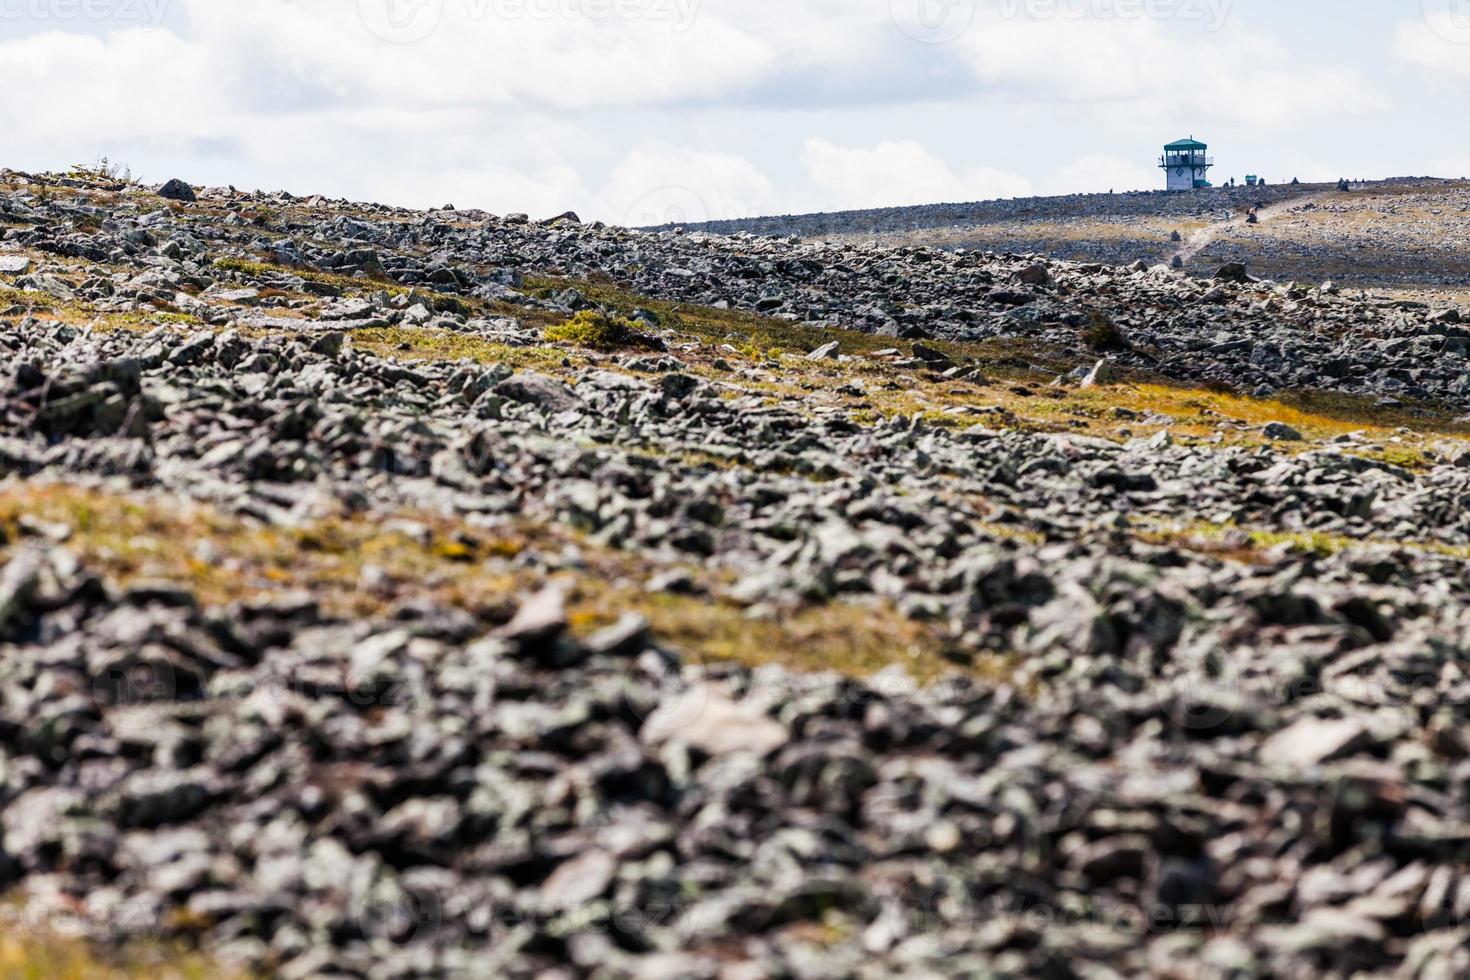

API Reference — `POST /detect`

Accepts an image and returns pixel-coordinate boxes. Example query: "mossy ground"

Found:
[211,256,404,296]
[349,326,567,369]
[8,241,1467,470]
[1138,520,1470,563]
[6,236,1468,471]
[0,281,204,333]
[0,484,961,683]
[0,916,232,980]
[0,286,36,307]
[517,273,1470,462]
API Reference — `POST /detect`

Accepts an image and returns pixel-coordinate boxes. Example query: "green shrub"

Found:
[544,310,663,351]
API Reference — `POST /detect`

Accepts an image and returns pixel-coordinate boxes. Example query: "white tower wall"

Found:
[1165,166,1198,192]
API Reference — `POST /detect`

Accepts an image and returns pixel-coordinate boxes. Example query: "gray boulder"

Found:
[158,179,197,203]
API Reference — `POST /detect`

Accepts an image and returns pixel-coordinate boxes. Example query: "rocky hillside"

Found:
[659,178,1470,292]
[2,166,1470,978]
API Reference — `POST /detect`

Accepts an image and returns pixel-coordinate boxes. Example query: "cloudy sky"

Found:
[3,0,1468,223]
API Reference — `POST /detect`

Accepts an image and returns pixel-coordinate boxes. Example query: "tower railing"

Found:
[1159,155,1214,167]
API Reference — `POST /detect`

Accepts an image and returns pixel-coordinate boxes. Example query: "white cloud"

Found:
[4,2,1382,142]
[181,0,776,111]
[801,138,1032,209]
[1393,15,1470,80]
[955,13,1385,126]
[601,144,776,226]
[1039,155,1159,195]
[0,2,1434,219]
[0,28,226,141]
[1429,157,1470,180]
[0,0,844,220]
[799,142,1191,209]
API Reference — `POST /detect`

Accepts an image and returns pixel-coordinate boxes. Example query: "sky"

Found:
[3,0,1469,224]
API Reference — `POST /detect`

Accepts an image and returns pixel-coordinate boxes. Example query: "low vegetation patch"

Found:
[213,255,410,299]
[349,326,565,368]
[544,310,663,351]
[0,920,227,980]
[0,286,48,309]
[0,485,963,682]
[94,308,205,332]
[523,273,1084,374]
[1139,520,1470,562]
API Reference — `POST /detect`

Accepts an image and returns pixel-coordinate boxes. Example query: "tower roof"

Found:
[1165,138,1207,150]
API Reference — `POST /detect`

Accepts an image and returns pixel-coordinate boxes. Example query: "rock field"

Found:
[2,167,1470,978]
[666,179,1470,292]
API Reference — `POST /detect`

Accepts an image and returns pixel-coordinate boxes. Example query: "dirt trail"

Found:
[1169,191,1331,266]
